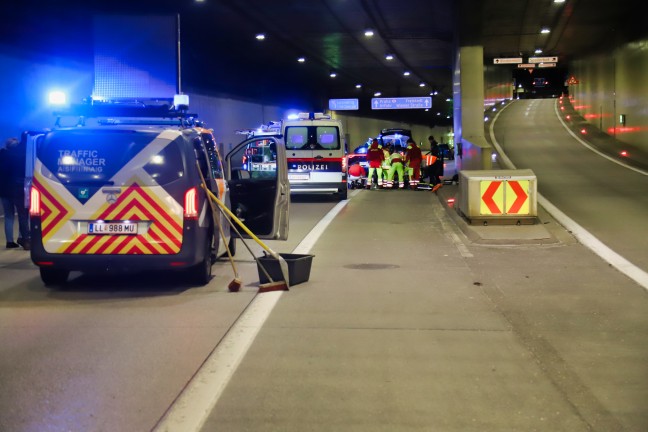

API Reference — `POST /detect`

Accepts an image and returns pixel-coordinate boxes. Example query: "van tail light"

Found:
[29,187,41,217]
[184,187,199,219]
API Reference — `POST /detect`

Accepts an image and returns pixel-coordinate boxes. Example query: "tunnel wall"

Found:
[569,38,648,152]
[483,64,513,109]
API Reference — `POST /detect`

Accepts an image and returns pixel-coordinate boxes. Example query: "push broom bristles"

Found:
[258,280,289,293]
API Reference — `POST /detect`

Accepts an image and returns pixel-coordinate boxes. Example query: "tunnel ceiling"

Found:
[4,0,646,126]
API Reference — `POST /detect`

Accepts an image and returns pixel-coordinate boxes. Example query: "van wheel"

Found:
[40,268,69,286]
[190,240,212,286]
[337,188,348,200]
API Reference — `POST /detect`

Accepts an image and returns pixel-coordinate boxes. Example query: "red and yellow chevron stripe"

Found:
[33,176,74,241]
[61,183,183,255]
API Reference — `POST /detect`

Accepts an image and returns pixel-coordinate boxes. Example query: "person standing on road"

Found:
[427,135,444,192]
[380,143,391,185]
[0,137,30,250]
[405,138,423,189]
[385,145,405,189]
[365,138,385,189]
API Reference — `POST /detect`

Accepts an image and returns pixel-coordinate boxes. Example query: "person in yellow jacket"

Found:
[381,143,391,186]
[385,145,405,189]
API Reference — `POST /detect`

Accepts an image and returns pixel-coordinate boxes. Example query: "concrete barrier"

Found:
[457,169,538,225]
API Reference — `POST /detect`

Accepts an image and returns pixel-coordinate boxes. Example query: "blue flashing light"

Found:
[48,91,67,105]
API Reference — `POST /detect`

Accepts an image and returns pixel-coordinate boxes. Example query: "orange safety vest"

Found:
[423,154,437,166]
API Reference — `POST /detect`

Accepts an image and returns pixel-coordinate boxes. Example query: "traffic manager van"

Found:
[28,100,289,286]
[282,112,347,200]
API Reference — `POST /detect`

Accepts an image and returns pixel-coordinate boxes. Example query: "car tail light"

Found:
[29,187,41,217]
[184,187,199,219]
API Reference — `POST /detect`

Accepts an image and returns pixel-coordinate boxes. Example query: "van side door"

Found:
[225,136,289,240]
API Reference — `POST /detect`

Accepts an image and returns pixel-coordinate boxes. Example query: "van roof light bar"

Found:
[296,112,331,120]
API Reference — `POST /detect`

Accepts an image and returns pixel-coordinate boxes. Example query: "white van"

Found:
[282,112,347,200]
[28,101,289,286]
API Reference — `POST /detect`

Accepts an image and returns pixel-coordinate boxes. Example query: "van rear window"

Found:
[38,129,184,187]
[285,126,340,150]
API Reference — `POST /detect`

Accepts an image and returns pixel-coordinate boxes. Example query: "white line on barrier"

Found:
[153,197,350,432]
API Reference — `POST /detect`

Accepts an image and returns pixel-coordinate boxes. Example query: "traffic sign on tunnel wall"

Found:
[479,180,529,215]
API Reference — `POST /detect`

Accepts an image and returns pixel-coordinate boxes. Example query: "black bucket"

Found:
[257,253,314,286]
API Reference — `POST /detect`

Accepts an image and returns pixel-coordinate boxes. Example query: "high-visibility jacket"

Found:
[422,154,437,167]
[367,143,385,168]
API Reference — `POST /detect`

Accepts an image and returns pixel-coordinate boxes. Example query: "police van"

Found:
[282,112,347,200]
[27,99,289,286]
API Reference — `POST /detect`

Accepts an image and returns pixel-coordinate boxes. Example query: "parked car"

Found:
[439,143,454,160]
[346,140,370,172]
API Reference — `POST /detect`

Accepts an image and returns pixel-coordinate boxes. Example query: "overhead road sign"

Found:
[371,97,432,110]
[528,56,558,63]
[537,63,557,68]
[328,98,359,111]
[517,63,535,68]
[493,57,523,64]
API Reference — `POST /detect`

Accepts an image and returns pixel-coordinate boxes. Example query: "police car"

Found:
[27,98,289,286]
[282,113,347,200]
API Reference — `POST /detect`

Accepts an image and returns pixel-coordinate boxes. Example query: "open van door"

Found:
[225,135,289,240]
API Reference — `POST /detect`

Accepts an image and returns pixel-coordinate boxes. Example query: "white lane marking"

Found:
[490,100,648,291]
[538,195,648,290]
[153,198,351,432]
[435,204,473,258]
[553,102,648,176]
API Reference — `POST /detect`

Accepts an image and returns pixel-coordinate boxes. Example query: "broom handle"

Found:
[202,186,282,260]
[213,202,275,283]
[196,164,238,277]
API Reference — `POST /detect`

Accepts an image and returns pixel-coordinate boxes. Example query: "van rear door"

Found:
[225,135,289,240]
[284,124,343,186]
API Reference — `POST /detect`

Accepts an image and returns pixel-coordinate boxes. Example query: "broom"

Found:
[197,165,241,292]
[201,186,290,292]
[212,202,282,293]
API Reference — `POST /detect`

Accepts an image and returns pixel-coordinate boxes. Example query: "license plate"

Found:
[288,173,310,181]
[88,221,138,235]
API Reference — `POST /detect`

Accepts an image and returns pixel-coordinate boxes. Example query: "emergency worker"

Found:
[381,143,391,185]
[427,135,443,192]
[365,138,384,189]
[405,138,423,189]
[385,145,405,189]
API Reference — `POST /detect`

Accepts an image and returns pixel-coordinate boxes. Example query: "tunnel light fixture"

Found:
[540,28,551,34]
[355,83,362,89]
[255,33,266,41]
[364,29,374,37]
[329,71,337,78]
[374,91,382,97]
[297,57,306,63]
[385,54,394,60]
[534,49,542,54]
[419,82,426,87]
[403,71,411,77]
